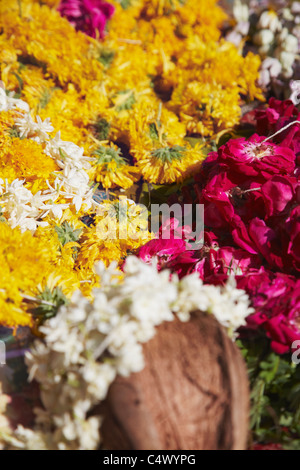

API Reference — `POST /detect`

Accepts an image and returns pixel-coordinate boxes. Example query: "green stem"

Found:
[17,0,22,18]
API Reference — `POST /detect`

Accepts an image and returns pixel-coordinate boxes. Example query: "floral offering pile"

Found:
[0,0,299,451]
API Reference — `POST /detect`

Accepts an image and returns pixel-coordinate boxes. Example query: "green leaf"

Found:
[58,147,69,161]
[250,379,269,430]
[7,126,21,139]
[149,122,159,141]
[115,90,136,112]
[151,145,186,163]
[39,87,59,109]
[32,286,68,321]
[55,221,82,246]
[98,49,115,68]
[13,72,23,93]
[94,118,111,141]
[93,145,126,167]
[117,0,131,9]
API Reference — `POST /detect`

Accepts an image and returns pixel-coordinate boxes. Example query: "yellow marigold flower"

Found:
[129,100,186,148]
[0,111,16,166]
[0,223,58,328]
[0,0,263,193]
[0,2,104,89]
[77,198,152,271]
[89,143,140,189]
[0,295,33,330]
[177,0,227,40]
[129,100,203,183]
[167,38,263,136]
[135,143,205,184]
[0,34,19,88]
[0,137,59,183]
[141,0,185,17]
[17,66,56,112]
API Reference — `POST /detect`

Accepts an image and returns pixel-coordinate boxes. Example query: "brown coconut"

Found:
[100,311,249,450]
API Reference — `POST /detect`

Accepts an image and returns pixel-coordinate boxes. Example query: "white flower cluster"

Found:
[226,0,251,47]
[227,1,300,86]
[0,178,68,232]
[0,87,99,231]
[4,256,253,450]
[0,85,29,113]
[0,385,15,450]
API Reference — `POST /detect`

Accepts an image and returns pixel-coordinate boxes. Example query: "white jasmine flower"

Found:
[292,2,300,14]
[0,87,29,113]
[258,10,281,32]
[73,399,92,421]
[79,417,101,450]
[207,277,254,336]
[45,132,93,170]
[52,166,96,212]
[55,413,77,441]
[13,426,48,450]
[282,7,294,21]
[82,363,116,400]
[281,34,299,53]
[289,80,300,104]
[14,114,54,142]
[226,30,243,47]
[233,0,249,23]
[0,179,62,232]
[277,27,289,42]
[254,29,274,46]
[276,50,295,76]
[173,272,204,321]
[115,342,145,376]
[259,57,282,86]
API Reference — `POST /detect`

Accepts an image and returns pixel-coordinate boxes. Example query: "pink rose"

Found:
[58,0,115,38]
[261,175,297,217]
[218,134,296,180]
[138,238,187,270]
[240,270,300,354]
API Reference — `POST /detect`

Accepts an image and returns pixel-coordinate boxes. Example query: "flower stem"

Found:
[17,0,22,17]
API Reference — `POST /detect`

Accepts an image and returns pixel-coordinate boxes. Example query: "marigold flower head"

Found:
[0,222,65,328]
[90,143,140,189]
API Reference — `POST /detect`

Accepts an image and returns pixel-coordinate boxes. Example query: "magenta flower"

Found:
[256,98,300,155]
[138,218,196,271]
[136,97,300,353]
[286,205,300,270]
[218,134,296,180]
[240,270,300,354]
[138,238,187,271]
[58,0,115,38]
[261,175,297,217]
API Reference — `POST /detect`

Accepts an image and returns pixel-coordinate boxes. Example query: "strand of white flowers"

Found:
[2,257,254,450]
[261,120,300,143]
[0,87,99,231]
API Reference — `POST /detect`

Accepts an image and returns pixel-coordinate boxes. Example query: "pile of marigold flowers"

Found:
[0,0,299,451]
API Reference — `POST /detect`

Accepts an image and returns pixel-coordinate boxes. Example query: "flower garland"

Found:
[0,87,152,328]
[0,0,263,186]
[226,0,300,98]
[0,256,253,450]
